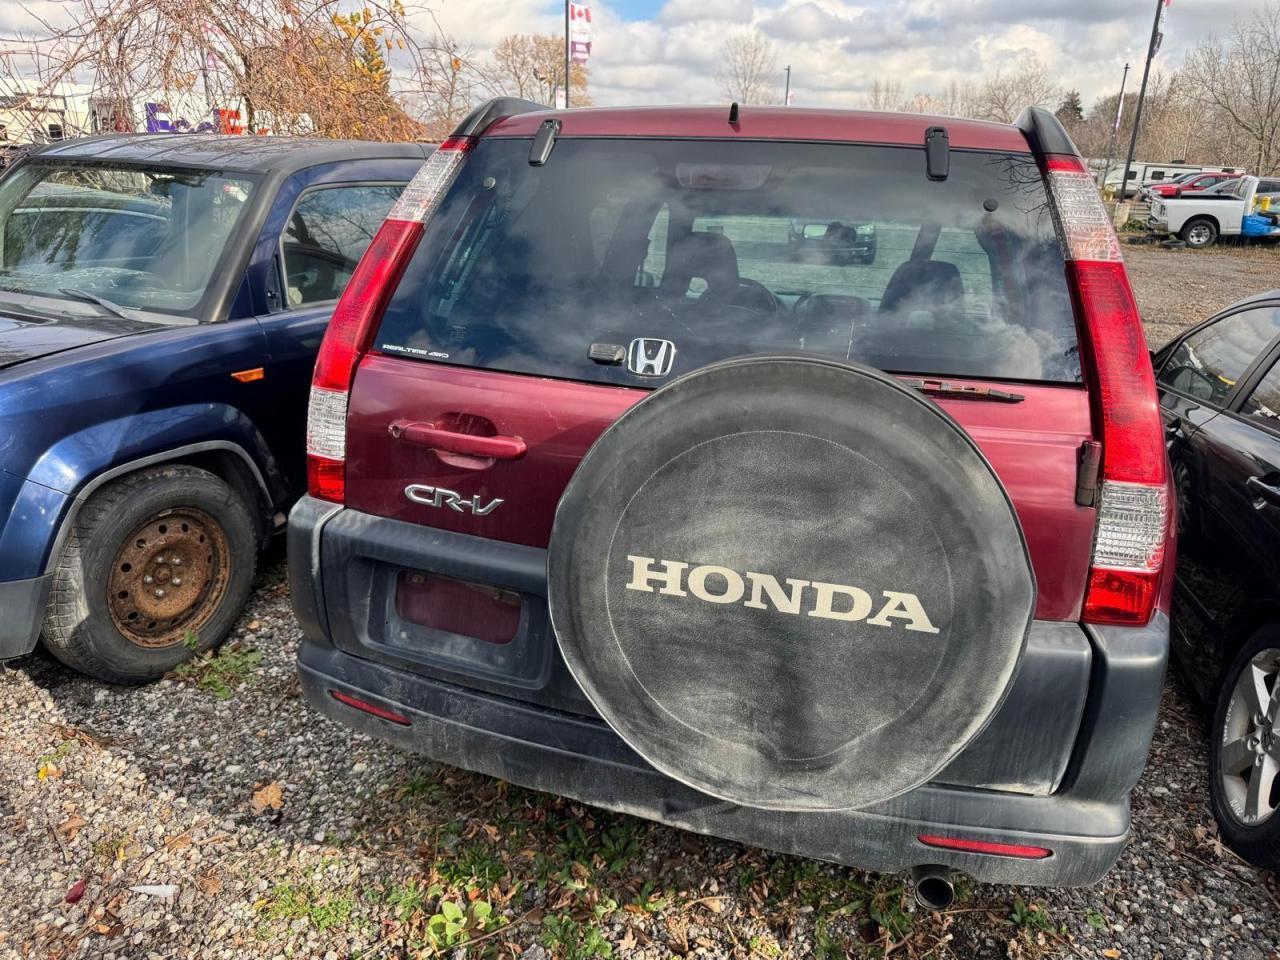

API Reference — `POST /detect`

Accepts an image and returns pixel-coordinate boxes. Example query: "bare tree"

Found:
[864,79,902,112]
[715,31,779,105]
[1181,0,1280,174]
[487,34,590,107]
[974,53,1058,123]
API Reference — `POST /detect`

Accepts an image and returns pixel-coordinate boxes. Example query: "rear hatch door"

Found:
[338,134,1098,741]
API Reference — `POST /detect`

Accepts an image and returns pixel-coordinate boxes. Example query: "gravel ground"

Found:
[3,245,1280,960]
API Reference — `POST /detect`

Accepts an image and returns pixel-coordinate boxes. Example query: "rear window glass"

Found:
[375,138,1079,385]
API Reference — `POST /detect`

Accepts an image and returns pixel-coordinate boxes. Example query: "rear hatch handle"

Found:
[388,420,528,460]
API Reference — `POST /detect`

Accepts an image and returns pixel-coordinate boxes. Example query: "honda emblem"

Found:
[627,338,676,377]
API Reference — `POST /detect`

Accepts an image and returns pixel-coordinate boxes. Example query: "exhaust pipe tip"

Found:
[911,864,955,911]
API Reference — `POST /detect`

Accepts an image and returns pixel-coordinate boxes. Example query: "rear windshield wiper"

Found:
[901,377,1025,403]
[57,287,189,326]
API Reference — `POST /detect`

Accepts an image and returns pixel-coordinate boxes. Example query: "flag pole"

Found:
[564,0,571,108]
[1099,62,1130,192]
[1119,0,1166,201]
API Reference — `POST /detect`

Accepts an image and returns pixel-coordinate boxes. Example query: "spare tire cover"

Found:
[548,356,1035,811]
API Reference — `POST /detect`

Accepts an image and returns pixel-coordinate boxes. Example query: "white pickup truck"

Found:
[1147,175,1280,248]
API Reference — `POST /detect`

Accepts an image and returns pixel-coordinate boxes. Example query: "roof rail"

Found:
[1015,106,1080,158]
[451,97,547,139]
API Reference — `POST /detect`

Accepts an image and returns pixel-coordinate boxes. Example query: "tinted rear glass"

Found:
[375,138,1079,385]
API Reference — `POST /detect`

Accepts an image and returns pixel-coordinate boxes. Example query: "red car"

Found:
[1147,171,1242,199]
[289,101,1174,903]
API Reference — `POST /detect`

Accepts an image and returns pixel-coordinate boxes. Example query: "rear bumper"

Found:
[0,573,50,660]
[290,496,1169,887]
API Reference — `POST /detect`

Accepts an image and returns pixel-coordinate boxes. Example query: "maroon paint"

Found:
[345,353,1096,622]
[485,107,1033,153]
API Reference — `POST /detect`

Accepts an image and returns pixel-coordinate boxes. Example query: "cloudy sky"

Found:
[430,0,1255,113]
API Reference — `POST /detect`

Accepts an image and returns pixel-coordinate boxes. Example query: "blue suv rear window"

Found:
[375,138,1080,385]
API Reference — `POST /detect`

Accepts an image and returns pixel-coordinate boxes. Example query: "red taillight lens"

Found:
[305,137,475,503]
[917,834,1052,860]
[1043,154,1170,627]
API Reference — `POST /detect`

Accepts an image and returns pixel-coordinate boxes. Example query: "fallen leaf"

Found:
[701,896,724,914]
[37,764,61,781]
[251,781,284,813]
[1103,950,1122,959]
[65,879,87,903]
[57,814,86,841]
[196,872,222,896]
[618,927,637,951]
[163,833,192,852]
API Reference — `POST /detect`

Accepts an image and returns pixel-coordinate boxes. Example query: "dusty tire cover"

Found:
[548,356,1035,811]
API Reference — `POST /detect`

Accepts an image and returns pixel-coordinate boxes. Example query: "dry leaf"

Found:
[57,814,86,841]
[1103,950,1122,958]
[164,833,192,852]
[196,872,222,896]
[251,781,284,813]
[618,927,637,951]
[37,764,61,781]
[701,896,724,914]
[65,879,87,903]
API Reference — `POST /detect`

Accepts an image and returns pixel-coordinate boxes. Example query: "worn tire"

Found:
[1180,217,1218,249]
[1209,626,1280,870]
[42,465,257,684]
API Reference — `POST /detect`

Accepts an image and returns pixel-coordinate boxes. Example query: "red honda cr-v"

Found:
[289,99,1175,899]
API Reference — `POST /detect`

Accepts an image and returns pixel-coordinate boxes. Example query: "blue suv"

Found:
[0,134,428,682]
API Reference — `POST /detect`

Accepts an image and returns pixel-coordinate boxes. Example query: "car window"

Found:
[376,138,1080,386]
[1159,307,1280,406]
[1240,357,1280,429]
[0,162,255,316]
[282,184,404,306]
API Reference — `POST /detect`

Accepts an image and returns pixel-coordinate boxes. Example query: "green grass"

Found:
[262,882,356,932]
[1010,897,1055,932]
[174,644,262,699]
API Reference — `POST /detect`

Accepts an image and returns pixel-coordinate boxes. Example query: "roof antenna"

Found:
[728,102,739,124]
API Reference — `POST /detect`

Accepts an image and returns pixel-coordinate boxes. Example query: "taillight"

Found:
[1045,154,1169,626]
[305,136,476,503]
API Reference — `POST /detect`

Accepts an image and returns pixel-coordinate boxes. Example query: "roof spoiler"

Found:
[451,97,547,139]
[1015,106,1080,158]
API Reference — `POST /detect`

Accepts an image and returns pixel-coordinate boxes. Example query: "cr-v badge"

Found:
[404,484,502,516]
[628,338,676,377]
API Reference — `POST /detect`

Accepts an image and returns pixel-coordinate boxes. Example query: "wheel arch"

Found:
[1216,602,1280,687]
[43,440,277,576]
[1184,213,1221,234]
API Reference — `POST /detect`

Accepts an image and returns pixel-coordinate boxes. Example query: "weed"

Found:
[182,629,200,651]
[402,773,440,800]
[540,914,612,960]
[866,881,912,942]
[382,878,431,919]
[426,899,498,951]
[627,880,672,913]
[37,739,75,768]
[435,841,506,890]
[91,832,131,864]
[1085,909,1107,930]
[748,934,782,957]
[1010,898,1055,932]
[174,644,262,699]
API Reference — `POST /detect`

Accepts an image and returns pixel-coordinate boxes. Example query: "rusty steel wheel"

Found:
[107,507,233,648]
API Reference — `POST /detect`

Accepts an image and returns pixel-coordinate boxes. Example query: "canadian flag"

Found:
[569,3,591,22]
[569,2,592,61]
